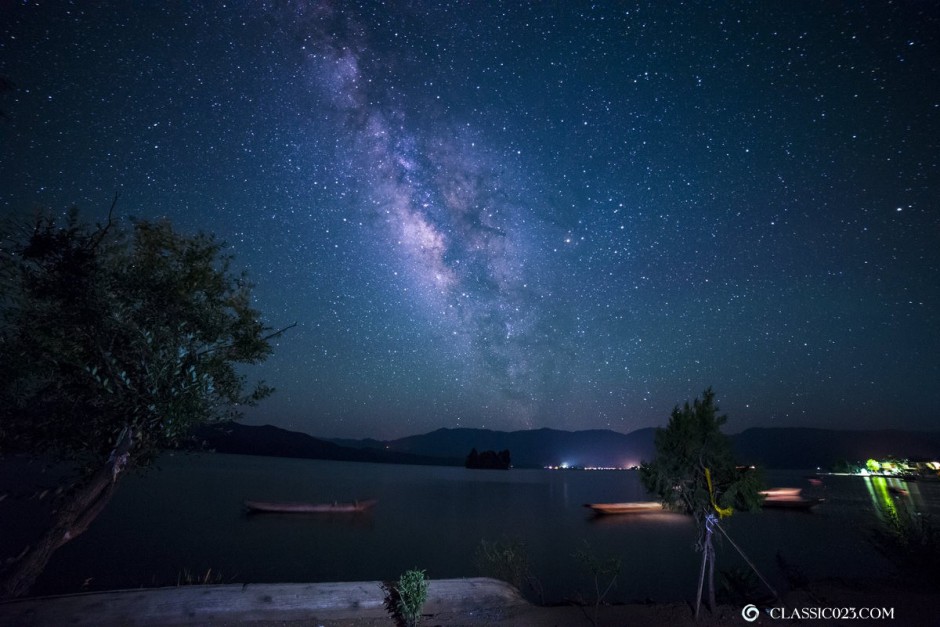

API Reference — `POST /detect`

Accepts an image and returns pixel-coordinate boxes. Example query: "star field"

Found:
[1,2,938,438]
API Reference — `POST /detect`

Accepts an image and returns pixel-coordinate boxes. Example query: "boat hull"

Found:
[244,499,377,514]
[583,502,663,515]
[760,487,824,511]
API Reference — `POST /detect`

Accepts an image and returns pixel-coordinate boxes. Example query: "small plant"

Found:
[573,540,621,627]
[176,567,225,586]
[383,568,428,627]
[718,566,775,606]
[474,536,544,603]
[869,505,940,588]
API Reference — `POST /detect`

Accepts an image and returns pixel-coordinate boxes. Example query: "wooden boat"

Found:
[761,487,803,498]
[760,488,823,510]
[244,499,377,514]
[583,501,663,515]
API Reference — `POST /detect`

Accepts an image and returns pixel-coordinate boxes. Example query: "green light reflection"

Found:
[865,476,897,519]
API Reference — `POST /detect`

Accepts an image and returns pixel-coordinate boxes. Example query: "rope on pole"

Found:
[713,520,780,602]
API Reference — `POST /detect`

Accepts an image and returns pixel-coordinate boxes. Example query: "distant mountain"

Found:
[334,427,658,468]
[188,422,457,466]
[189,423,940,470]
[336,426,940,469]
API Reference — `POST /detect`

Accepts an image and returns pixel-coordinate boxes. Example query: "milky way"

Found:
[1,2,938,437]
[268,1,572,429]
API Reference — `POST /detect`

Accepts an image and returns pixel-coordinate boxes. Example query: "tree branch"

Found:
[86,191,120,252]
[260,321,297,343]
[195,321,297,359]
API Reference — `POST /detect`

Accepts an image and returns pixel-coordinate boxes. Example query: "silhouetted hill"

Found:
[337,426,940,469]
[335,427,658,468]
[188,423,457,466]
[189,423,940,470]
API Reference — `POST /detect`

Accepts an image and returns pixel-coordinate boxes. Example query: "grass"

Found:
[474,536,544,603]
[176,567,227,586]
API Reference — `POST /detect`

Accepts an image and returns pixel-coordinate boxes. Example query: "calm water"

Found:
[9,454,940,603]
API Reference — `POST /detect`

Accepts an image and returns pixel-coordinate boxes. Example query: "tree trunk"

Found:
[0,430,133,599]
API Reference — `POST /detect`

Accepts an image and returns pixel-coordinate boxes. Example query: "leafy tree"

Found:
[0,203,290,597]
[640,388,763,618]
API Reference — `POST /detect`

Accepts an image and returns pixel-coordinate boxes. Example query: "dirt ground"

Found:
[218,578,939,627]
[210,603,738,627]
[2,575,936,626]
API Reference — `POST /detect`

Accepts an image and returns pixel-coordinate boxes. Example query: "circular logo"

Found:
[741,604,760,622]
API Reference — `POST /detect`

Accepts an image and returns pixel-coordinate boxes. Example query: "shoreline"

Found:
[2,576,938,627]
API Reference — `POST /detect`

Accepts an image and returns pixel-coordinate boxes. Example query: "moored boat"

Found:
[244,499,377,514]
[761,487,803,498]
[760,488,823,510]
[583,501,663,515]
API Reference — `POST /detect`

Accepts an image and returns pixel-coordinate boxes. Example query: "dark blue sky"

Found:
[2,2,938,439]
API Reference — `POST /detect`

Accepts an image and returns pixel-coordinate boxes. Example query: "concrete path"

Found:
[0,577,529,626]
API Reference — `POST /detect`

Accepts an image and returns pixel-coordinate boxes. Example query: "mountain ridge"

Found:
[192,423,940,469]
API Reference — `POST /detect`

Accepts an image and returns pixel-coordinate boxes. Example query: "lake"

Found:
[7,453,940,604]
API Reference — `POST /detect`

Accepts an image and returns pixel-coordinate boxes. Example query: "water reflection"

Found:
[586,511,691,527]
[864,476,914,520]
[13,457,937,602]
[244,510,377,530]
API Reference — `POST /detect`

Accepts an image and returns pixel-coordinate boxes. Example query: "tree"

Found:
[639,388,763,619]
[464,448,511,469]
[0,203,290,597]
[465,447,480,468]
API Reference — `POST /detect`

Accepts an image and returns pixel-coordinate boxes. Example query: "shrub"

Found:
[383,568,428,627]
[474,536,543,602]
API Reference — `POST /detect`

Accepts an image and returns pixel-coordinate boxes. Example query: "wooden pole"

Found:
[706,533,716,612]
[693,526,708,621]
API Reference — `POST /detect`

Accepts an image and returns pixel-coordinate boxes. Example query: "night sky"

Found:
[2,2,938,439]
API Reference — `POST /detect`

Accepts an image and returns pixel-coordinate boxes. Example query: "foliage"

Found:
[831,459,859,474]
[176,567,227,587]
[638,388,764,617]
[383,569,428,627]
[0,205,285,597]
[718,567,776,606]
[474,536,543,603]
[869,505,940,587]
[639,387,763,522]
[573,540,621,627]
[465,448,511,469]
[0,206,280,466]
